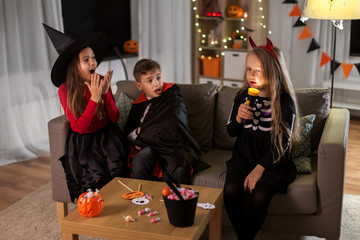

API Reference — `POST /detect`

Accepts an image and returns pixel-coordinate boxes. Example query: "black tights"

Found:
[223,171,276,240]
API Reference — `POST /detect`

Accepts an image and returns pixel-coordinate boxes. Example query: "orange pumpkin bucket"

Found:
[77,189,104,218]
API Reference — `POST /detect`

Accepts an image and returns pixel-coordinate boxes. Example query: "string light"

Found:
[192,0,272,55]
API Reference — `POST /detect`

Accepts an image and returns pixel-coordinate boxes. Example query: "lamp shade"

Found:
[303,0,360,20]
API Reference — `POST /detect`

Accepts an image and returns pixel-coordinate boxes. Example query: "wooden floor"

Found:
[0,116,359,212]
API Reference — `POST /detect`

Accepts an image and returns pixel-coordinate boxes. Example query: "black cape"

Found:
[124,84,209,175]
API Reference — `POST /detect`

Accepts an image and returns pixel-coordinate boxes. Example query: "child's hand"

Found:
[85,73,104,103]
[102,70,113,95]
[244,164,265,193]
[236,103,254,123]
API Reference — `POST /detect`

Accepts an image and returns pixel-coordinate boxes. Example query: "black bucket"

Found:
[163,173,199,227]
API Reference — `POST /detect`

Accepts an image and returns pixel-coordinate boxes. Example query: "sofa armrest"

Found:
[316,108,350,234]
[48,115,72,203]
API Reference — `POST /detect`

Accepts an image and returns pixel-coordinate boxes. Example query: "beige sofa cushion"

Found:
[214,85,239,149]
[191,149,231,188]
[295,88,330,151]
[177,83,218,151]
[268,159,318,214]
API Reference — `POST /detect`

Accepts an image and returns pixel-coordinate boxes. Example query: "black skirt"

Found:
[60,122,129,202]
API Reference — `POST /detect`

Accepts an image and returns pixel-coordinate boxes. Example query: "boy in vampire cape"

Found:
[124,59,207,184]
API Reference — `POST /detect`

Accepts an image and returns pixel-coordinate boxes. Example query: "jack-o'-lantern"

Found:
[123,40,138,54]
[77,190,104,218]
[227,5,244,18]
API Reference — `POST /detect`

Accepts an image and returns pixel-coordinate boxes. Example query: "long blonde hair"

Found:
[65,54,106,120]
[240,46,300,162]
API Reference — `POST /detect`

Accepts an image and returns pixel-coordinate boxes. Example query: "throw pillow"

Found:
[115,92,134,132]
[291,114,316,174]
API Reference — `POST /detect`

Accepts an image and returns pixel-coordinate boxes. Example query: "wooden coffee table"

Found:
[61,177,223,240]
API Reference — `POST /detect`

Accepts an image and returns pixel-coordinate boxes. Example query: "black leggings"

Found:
[223,165,277,240]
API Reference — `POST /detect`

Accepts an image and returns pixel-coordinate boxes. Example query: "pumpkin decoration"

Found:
[227,5,244,18]
[77,189,104,218]
[123,40,138,54]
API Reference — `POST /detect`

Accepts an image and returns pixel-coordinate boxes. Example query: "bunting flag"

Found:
[341,63,354,79]
[293,17,306,27]
[355,63,360,74]
[289,4,302,16]
[330,60,341,73]
[299,26,312,39]
[307,39,320,52]
[283,1,360,79]
[320,52,332,67]
[283,0,298,3]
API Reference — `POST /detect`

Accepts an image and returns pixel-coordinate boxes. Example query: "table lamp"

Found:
[301,0,360,107]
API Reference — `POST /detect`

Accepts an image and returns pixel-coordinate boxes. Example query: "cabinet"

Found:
[191,0,269,85]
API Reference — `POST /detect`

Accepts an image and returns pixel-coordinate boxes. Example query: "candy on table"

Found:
[147,211,159,217]
[123,215,135,222]
[145,207,151,213]
[137,209,145,216]
[151,217,160,223]
[145,194,152,199]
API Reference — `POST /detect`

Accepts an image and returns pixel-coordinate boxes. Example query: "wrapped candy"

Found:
[137,210,145,216]
[147,211,159,217]
[151,217,160,223]
[123,215,135,222]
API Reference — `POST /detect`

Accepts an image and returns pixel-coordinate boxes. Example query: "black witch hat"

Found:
[43,23,108,87]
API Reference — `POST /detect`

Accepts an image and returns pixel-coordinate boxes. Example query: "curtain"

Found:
[0,0,62,166]
[137,0,191,84]
[268,0,357,89]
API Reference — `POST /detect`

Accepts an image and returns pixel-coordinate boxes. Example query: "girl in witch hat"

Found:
[223,37,301,239]
[43,24,128,202]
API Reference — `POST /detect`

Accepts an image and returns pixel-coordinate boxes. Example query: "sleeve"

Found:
[258,94,296,169]
[102,88,120,123]
[226,92,245,137]
[58,84,98,134]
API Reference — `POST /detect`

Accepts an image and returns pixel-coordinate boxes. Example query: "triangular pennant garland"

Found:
[282,1,360,79]
[299,26,312,39]
[330,60,341,73]
[355,63,360,74]
[293,17,306,27]
[341,63,353,79]
[320,52,332,67]
[307,39,320,52]
[283,0,298,3]
[289,4,302,16]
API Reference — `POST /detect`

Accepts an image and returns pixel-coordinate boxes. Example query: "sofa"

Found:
[48,80,350,239]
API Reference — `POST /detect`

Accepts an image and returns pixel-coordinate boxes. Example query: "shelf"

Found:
[199,46,222,50]
[223,17,247,21]
[332,101,360,111]
[192,0,268,85]
[198,16,223,21]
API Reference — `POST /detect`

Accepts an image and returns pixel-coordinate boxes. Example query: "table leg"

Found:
[209,204,222,240]
[62,232,79,240]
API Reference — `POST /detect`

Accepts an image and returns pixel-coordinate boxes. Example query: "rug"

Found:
[0,182,359,240]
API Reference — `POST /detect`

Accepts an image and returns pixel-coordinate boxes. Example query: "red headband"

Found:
[249,37,278,62]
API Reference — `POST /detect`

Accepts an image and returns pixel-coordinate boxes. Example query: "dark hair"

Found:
[133,58,161,82]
